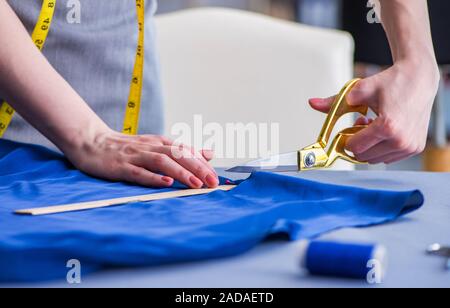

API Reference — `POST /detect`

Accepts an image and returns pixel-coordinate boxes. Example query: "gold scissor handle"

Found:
[298,79,370,171]
[317,79,369,148]
[325,125,368,167]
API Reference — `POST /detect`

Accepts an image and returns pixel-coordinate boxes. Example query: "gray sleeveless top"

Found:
[4,0,164,149]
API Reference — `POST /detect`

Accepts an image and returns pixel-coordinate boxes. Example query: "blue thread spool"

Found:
[299,241,387,280]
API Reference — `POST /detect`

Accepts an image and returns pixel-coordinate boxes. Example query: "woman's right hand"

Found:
[65,128,219,189]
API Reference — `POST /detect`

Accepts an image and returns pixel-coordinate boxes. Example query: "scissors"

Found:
[227,79,369,173]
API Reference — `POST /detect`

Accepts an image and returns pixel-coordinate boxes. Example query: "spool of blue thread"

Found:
[299,241,387,280]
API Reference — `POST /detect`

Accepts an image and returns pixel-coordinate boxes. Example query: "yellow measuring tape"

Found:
[0,0,144,137]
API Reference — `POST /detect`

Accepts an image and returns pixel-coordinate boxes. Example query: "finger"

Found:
[160,136,174,146]
[153,145,219,188]
[170,143,210,164]
[346,77,379,109]
[354,116,374,127]
[122,164,174,187]
[196,148,219,176]
[161,143,217,176]
[352,123,418,164]
[346,117,389,155]
[201,149,215,161]
[133,152,205,189]
[309,97,335,113]
[354,116,370,126]
[367,151,411,165]
[354,140,398,162]
[383,152,415,164]
[370,142,420,164]
[145,142,217,177]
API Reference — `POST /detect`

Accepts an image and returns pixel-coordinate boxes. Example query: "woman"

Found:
[0,0,440,188]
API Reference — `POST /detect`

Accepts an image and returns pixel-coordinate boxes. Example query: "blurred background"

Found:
[157,0,450,172]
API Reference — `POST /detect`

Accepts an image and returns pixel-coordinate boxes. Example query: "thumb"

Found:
[309,96,335,114]
[346,77,379,109]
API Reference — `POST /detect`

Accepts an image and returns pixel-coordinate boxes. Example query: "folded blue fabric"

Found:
[0,140,424,282]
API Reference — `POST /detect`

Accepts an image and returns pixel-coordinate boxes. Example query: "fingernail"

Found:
[189,176,203,188]
[357,116,369,125]
[309,98,322,104]
[162,176,173,185]
[202,149,215,160]
[206,174,219,188]
[348,145,361,155]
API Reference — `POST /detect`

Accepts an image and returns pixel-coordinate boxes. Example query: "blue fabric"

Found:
[0,140,424,282]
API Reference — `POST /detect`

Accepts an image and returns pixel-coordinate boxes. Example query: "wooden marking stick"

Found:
[15,185,237,216]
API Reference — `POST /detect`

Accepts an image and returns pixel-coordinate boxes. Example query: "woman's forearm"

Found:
[310,0,439,165]
[379,0,438,67]
[0,1,109,154]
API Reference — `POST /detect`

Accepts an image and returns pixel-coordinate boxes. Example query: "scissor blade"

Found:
[226,165,299,173]
[428,244,450,257]
[226,152,299,173]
